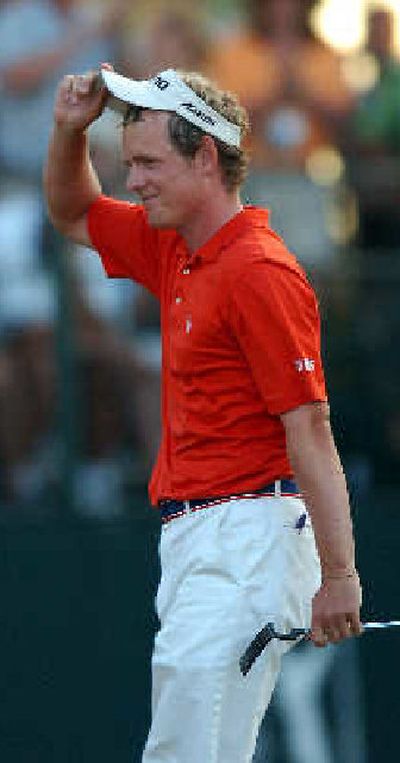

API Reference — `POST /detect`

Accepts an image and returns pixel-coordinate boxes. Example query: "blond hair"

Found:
[123,70,250,192]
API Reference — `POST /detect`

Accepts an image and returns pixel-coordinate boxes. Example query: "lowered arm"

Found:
[281,401,362,645]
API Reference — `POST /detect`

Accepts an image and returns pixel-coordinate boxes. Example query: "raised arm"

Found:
[43,65,112,247]
[281,401,362,647]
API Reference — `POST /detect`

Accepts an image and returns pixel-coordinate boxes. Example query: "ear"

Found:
[194,135,219,177]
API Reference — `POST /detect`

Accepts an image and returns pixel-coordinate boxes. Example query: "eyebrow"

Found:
[123,154,161,166]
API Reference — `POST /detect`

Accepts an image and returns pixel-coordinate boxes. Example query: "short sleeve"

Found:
[228,261,327,414]
[87,195,161,297]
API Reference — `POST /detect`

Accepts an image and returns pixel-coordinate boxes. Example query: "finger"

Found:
[67,73,102,105]
[75,74,92,95]
[59,75,80,106]
[92,71,106,94]
[311,626,329,648]
[100,61,114,72]
[347,614,363,636]
[333,615,353,640]
[61,75,80,104]
[334,610,361,640]
[60,74,74,96]
[70,75,92,98]
[324,614,361,643]
[324,625,346,643]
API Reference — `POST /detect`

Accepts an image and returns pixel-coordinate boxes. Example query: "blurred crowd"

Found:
[0,0,399,515]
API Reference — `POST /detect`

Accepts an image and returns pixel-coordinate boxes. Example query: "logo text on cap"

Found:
[153,76,169,91]
[181,102,216,126]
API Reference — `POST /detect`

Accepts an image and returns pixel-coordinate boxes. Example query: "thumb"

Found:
[100,61,114,73]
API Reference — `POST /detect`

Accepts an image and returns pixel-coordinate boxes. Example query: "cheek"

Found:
[170,175,201,208]
[157,157,201,212]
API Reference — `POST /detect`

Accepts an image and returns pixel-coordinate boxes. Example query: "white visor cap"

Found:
[99,68,241,149]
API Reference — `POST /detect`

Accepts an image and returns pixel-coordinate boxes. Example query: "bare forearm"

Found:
[282,402,361,645]
[283,406,356,579]
[43,124,101,229]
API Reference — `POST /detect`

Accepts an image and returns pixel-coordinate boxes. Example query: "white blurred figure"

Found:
[253,640,366,763]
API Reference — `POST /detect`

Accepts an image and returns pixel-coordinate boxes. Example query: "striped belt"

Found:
[159,479,301,524]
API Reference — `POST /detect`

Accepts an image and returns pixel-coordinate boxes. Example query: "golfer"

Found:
[43,64,361,762]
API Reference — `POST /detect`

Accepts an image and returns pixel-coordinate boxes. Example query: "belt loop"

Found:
[274,480,281,497]
[184,499,191,514]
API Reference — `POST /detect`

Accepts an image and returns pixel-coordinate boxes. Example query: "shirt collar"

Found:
[177,206,270,265]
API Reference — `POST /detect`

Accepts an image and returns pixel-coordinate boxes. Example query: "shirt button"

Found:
[175,296,182,304]
[182,268,190,275]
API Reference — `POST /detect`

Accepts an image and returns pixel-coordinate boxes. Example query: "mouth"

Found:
[141,195,158,205]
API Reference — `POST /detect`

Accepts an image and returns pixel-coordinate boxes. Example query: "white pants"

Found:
[142,495,321,763]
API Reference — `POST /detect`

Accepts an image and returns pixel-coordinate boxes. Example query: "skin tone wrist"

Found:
[54,119,87,135]
[322,568,359,581]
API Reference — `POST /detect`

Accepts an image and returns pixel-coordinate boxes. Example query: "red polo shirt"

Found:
[88,195,327,505]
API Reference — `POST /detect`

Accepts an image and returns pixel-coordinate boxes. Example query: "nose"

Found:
[126,164,146,194]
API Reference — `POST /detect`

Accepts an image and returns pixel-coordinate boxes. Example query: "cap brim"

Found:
[100,69,166,113]
[98,68,241,148]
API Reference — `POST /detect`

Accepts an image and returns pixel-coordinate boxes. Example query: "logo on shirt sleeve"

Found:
[294,358,315,373]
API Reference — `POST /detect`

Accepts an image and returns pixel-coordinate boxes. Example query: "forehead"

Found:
[122,111,174,158]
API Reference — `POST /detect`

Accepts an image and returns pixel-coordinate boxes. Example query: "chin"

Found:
[147,208,181,230]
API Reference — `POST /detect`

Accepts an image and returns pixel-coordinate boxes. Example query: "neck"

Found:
[178,192,243,252]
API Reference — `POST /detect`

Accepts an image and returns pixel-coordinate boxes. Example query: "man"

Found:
[0,0,130,504]
[43,64,361,762]
[348,6,400,248]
